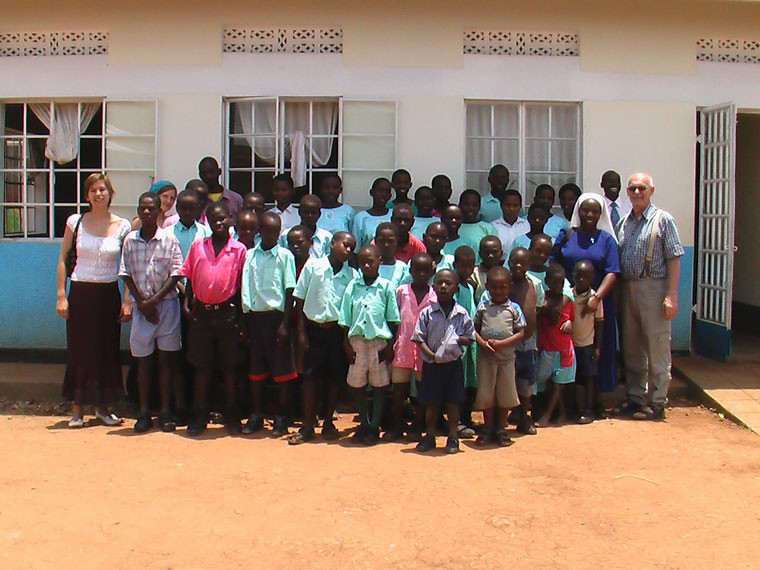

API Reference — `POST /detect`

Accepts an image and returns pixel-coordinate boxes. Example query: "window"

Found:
[0,99,157,238]
[225,97,396,207]
[465,101,581,205]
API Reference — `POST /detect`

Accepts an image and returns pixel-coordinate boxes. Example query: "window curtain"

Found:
[29,103,100,165]
[234,101,338,187]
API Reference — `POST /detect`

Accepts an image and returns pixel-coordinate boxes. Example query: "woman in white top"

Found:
[56,174,133,428]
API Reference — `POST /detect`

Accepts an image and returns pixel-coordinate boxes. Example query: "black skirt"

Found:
[61,281,125,406]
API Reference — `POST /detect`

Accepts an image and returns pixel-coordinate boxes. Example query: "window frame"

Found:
[223,96,397,207]
[0,97,158,240]
[464,100,583,205]
[223,96,342,201]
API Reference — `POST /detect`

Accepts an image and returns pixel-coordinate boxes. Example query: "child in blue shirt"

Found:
[352,178,392,246]
[410,186,438,240]
[241,211,298,437]
[412,269,475,454]
[375,222,409,290]
[317,174,355,234]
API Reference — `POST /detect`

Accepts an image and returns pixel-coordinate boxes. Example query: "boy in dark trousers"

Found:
[181,202,247,435]
[412,269,475,454]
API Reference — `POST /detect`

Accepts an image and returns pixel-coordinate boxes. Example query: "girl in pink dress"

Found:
[385,252,437,442]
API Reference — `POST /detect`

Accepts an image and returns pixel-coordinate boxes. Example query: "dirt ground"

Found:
[2,397,759,570]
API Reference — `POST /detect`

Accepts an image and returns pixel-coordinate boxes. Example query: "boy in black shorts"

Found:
[412,269,476,454]
[241,212,298,436]
[288,231,358,444]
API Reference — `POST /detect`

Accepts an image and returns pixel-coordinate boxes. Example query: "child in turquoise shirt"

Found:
[241,211,298,437]
[339,244,400,445]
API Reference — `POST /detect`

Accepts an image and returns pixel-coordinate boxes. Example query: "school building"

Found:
[1,0,759,361]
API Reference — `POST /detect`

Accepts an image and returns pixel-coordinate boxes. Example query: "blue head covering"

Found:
[149,180,175,194]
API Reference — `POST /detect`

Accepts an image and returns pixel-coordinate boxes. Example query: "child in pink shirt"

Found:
[385,252,436,441]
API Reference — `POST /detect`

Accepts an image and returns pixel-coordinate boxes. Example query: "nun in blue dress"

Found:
[553,192,621,395]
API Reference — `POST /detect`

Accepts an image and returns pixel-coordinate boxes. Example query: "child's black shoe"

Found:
[476,430,494,447]
[382,423,405,442]
[186,417,207,436]
[406,426,423,443]
[444,436,460,454]
[242,413,264,434]
[415,434,436,453]
[272,415,289,436]
[362,426,380,446]
[134,414,153,434]
[321,420,339,440]
[350,424,368,444]
[496,429,514,447]
[158,413,176,433]
[517,416,537,435]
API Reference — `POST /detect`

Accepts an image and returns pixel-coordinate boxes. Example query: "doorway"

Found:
[731,112,760,362]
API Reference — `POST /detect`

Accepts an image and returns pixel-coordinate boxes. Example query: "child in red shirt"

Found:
[536,262,575,426]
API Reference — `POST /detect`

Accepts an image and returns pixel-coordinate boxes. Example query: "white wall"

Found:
[583,101,697,245]
[397,96,465,194]
[734,113,760,307]
[158,94,223,188]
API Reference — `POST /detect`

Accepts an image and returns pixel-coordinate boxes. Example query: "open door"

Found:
[695,103,736,361]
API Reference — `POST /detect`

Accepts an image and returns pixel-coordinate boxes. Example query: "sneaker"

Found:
[134,414,153,433]
[457,424,476,439]
[158,413,176,433]
[362,426,380,446]
[95,411,122,426]
[272,415,289,437]
[242,413,264,434]
[415,434,436,452]
[68,417,84,429]
[578,410,594,425]
[633,404,666,421]
[321,421,340,440]
[444,436,460,454]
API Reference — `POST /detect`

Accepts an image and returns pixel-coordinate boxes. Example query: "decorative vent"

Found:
[463,31,579,56]
[223,28,342,54]
[0,31,108,57]
[697,38,760,63]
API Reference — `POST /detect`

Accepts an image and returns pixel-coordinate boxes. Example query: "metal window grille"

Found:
[465,101,582,206]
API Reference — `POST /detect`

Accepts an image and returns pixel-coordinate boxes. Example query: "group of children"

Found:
[118,166,606,454]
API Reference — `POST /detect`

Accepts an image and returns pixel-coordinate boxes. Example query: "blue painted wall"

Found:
[671,246,693,352]
[0,242,695,352]
[0,241,129,350]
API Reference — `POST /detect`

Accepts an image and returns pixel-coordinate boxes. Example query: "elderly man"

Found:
[198,156,243,220]
[616,173,684,420]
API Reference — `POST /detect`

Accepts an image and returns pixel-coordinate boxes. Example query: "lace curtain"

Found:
[234,101,338,187]
[29,103,100,165]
